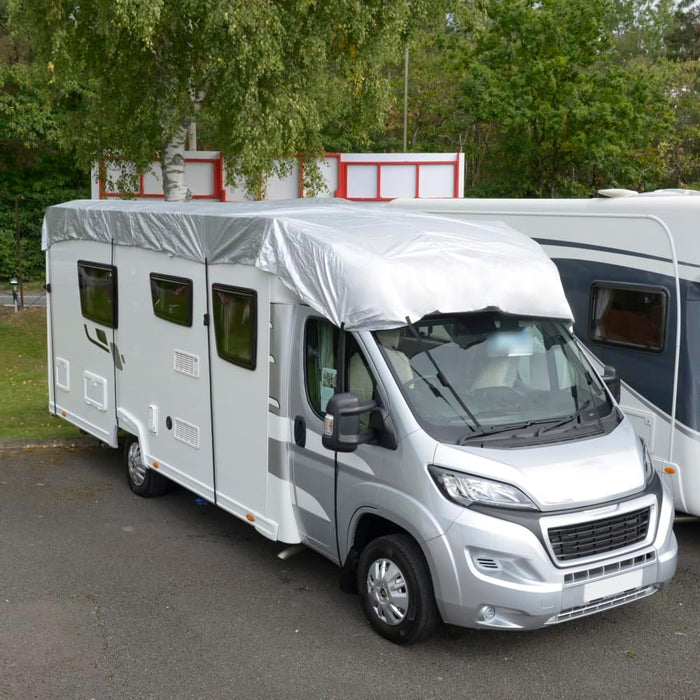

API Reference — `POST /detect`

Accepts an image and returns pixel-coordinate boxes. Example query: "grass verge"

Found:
[0,307,81,440]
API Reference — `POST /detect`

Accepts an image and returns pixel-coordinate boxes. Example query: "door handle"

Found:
[294,415,306,447]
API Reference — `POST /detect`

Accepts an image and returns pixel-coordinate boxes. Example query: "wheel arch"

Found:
[341,505,461,615]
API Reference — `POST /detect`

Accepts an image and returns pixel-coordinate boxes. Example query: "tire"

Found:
[357,534,439,644]
[124,434,168,497]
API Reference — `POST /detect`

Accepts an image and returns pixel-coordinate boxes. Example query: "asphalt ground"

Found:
[1,445,699,700]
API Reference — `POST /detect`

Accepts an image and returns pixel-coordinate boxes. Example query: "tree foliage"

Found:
[0,1,88,281]
[8,0,434,199]
[380,0,700,196]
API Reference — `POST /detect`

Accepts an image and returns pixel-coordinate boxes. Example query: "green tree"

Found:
[392,0,681,196]
[0,1,88,281]
[666,0,700,61]
[9,0,432,201]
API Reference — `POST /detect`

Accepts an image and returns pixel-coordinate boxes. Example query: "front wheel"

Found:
[124,435,168,497]
[357,534,439,644]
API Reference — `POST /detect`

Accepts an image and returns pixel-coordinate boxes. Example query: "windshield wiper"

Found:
[405,318,483,433]
[458,415,566,444]
[458,420,537,444]
[537,399,593,435]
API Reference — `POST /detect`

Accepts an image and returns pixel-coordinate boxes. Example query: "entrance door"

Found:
[113,247,215,500]
[208,264,271,531]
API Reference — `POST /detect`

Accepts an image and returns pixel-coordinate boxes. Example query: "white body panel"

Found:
[47,239,301,543]
[47,240,118,446]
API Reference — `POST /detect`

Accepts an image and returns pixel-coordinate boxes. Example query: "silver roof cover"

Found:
[43,198,573,330]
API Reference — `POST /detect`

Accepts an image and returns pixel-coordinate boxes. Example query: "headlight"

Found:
[428,465,538,510]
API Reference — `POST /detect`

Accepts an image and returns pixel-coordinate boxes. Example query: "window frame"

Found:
[149,273,194,327]
[588,281,669,353]
[77,260,118,329]
[211,283,257,370]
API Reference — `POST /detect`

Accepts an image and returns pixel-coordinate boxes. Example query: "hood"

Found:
[432,419,644,511]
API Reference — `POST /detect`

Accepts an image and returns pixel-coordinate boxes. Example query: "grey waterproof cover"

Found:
[43,198,573,330]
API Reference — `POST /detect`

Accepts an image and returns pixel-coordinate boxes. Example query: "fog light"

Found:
[480,605,496,622]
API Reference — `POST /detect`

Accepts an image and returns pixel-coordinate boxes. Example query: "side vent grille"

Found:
[55,357,70,392]
[173,418,200,448]
[174,350,200,378]
[475,557,501,571]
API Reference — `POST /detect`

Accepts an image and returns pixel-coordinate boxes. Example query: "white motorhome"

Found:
[392,192,700,519]
[44,199,676,643]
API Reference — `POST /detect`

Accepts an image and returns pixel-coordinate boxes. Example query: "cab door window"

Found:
[306,320,339,415]
[305,319,376,418]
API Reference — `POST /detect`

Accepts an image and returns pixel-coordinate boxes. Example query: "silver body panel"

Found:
[319,331,678,630]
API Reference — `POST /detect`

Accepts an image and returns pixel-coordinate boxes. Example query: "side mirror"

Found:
[602,365,621,403]
[322,392,376,453]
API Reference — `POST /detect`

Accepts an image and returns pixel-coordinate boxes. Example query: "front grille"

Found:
[546,586,657,624]
[563,551,655,585]
[548,507,650,562]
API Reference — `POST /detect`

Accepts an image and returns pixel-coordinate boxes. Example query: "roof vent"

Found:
[597,189,638,198]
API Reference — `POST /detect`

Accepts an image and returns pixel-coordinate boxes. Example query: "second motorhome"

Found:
[44,199,676,643]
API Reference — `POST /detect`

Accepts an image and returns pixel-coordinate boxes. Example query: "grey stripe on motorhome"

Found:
[534,238,700,271]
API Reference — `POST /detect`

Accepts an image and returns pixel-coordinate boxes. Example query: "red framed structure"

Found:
[335,155,463,201]
[96,152,463,202]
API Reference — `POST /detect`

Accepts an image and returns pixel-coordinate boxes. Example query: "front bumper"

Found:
[426,475,677,630]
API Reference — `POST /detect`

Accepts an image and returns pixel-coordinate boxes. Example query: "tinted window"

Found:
[150,274,193,326]
[305,319,375,421]
[212,284,256,369]
[590,283,667,351]
[306,320,340,415]
[77,261,117,328]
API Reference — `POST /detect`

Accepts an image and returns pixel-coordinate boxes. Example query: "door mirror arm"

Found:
[369,406,398,450]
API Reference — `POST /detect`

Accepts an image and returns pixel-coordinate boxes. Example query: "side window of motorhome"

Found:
[150,274,193,326]
[212,284,257,369]
[305,319,376,417]
[589,283,667,351]
[77,261,118,328]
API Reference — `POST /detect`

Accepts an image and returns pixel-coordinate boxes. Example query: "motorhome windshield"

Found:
[374,312,616,446]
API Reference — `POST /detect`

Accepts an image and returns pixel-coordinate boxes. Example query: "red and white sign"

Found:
[92,152,464,201]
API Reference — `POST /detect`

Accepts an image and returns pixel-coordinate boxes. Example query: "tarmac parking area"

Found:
[1,445,699,699]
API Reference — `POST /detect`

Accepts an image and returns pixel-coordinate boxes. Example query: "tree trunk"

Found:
[186,120,197,151]
[161,119,192,202]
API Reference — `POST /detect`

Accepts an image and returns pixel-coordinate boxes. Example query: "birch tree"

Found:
[9,0,429,201]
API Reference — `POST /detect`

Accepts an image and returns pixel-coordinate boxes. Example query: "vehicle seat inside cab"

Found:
[348,330,413,426]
